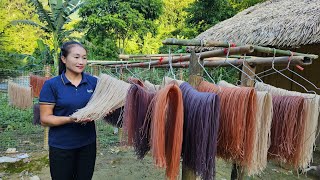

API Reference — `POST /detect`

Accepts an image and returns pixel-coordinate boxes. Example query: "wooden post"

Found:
[231,61,256,180]
[43,65,51,150]
[182,50,203,180]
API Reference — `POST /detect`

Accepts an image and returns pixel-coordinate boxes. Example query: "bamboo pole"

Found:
[162,38,318,59]
[113,46,253,68]
[106,56,310,68]
[119,53,189,59]
[43,65,51,150]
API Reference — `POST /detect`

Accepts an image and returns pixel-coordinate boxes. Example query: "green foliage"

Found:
[0,0,45,54]
[78,0,163,57]
[185,0,235,33]
[228,0,266,11]
[0,95,33,131]
[11,0,85,74]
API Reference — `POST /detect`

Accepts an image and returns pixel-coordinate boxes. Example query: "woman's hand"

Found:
[73,117,93,123]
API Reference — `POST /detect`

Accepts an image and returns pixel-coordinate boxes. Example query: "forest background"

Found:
[0,0,265,74]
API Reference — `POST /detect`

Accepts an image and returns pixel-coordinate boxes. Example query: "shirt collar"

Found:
[61,71,88,85]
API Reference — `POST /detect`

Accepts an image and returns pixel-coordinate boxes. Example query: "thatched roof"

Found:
[194,0,320,48]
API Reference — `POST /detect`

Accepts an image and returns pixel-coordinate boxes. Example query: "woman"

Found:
[39,41,97,180]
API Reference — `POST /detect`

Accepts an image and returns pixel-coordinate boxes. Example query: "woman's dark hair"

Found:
[58,41,86,75]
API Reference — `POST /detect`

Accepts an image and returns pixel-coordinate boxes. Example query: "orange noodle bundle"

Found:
[8,81,33,109]
[255,82,318,170]
[71,74,130,121]
[180,82,220,180]
[30,74,50,97]
[146,82,183,180]
[268,96,305,167]
[122,84,156,159]
[218,81,273,175]
[198,81,257,167]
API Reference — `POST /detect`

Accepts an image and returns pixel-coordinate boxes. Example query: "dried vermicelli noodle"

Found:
[248,92,273,175]
[30,75,50,97]
[71,74,130,121]
[33,103,41,125]
[127,77,145,87]
[268,96,305,168]
[198,81,257,167]
[149,83,183,180]
[163,76,184,86]
[144,80,161,91]
[180,82,220,180]
[217,80,273,175]
[103,107,123,128]
[122,84,155,159]
[8,81,33,109]
[255,82,319,169]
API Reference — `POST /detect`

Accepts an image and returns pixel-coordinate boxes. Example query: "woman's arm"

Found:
[40,104,75,127]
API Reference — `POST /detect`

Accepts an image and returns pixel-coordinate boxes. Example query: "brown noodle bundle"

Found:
[268,96,305,168]
[256,82,319,170]
[30,75,50,97]
[198,81,257,167]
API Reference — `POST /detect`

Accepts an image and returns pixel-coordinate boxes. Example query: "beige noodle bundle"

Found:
[162,76,184,86]
[8,81,33,109]
[71,74,130,121]
[255,82,320,170]
[248,91,273,175]
[144,80,161,91]
[218,81,273,175]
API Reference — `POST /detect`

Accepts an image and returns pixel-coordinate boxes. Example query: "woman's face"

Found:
[61,45,87,74]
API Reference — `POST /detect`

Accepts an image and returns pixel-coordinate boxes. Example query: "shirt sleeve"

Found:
[39,80,56,105]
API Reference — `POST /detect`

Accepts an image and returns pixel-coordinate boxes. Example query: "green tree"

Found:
[228,0,266,11]
[185,0,235,33]
[78,0,163,57]
[11,0,84,74]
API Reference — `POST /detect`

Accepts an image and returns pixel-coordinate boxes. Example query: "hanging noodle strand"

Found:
[149,82,184,180]
[8,81,33,109]
[180,82,220,180]
[71,74,130,121]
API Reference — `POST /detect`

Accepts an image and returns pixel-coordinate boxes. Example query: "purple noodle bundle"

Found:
[103,107,124,128]
[33,103,41,125]
[180,82,220,180]
[122,84,156,159]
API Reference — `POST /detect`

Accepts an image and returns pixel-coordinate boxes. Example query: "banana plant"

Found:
[10,0,84,75]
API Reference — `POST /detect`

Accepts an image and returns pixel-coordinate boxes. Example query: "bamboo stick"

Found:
[43,65,50,151]
[119,53,189,59]
[106,56,310,68]
[113,46,253,68]
[162,38,318,59]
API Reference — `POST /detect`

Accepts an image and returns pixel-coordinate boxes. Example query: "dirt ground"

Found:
[1,144,320,180]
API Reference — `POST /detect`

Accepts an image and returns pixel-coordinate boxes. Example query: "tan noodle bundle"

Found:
[8,81,33,109]
[71,74,130,121]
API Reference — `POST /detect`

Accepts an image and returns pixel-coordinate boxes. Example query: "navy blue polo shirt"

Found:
[39,72,98,149]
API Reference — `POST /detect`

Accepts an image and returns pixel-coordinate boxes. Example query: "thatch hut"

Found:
[194,0,320,95]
